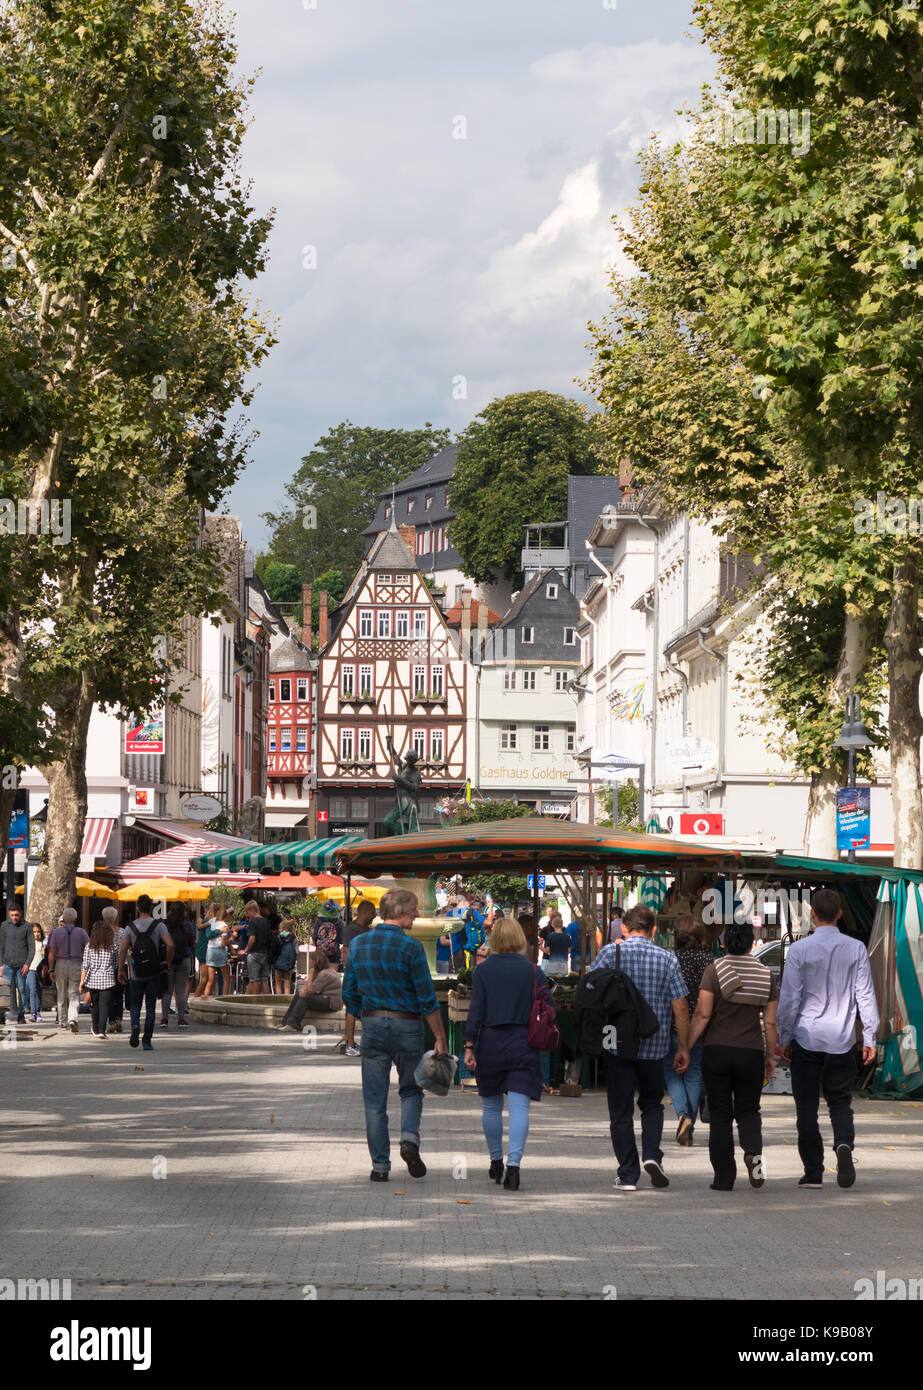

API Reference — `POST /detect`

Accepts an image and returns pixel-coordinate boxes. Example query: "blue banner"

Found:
[836,786,870,852]
[8,809,27,851]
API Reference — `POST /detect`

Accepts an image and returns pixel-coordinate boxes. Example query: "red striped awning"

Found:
[79,819,115,871]
[117,839,259,887]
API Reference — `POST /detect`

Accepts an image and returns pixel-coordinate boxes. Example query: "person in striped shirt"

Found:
[80,920,118,1039]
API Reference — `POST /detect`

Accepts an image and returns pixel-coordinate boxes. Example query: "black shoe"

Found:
[489,1159,504,1184]
[16,1014,25,1024]
[177,1018,189,1027]
[699,1096,710,1124]
[835,1143,856,1189]
[503,1166,520,1191]
[799,1174,823,1188]
[369,1171,389,1182]
[399,1141,427,1178]
[643,1159,669,1189]
[129,1027,140,1048]
[709,1182,734,1191]
[744,1153,765,1189]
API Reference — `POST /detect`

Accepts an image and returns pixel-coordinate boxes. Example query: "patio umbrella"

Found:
[16,878,118,898]
[116,877,210,902]
[310,883,388,909]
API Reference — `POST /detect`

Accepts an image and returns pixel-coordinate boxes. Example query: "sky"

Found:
[226,0,714,551]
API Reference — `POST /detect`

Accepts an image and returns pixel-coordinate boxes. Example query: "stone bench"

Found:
[188,994,348,1033]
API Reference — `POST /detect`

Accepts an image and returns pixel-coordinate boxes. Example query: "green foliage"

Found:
[204,810,233,836]
[451,392,602,585]
[261,422,451,582]
[312,569,347,633]
[453,800,538,900]
[285,895,322,943]
[205,883,246,921]
[451,799,534,825]
[467,874,530,903]
[261,561,302,607]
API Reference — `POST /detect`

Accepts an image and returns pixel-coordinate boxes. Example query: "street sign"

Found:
[836,786,870,851]
[540,802,571,815]
[527,874,547,891]
[179,793,223,822]
[680,812,724,836]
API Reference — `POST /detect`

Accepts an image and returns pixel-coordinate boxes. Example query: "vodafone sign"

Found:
[680,812,724,837]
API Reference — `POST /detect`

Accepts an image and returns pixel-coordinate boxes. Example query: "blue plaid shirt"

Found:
[342,923,438,1017]
[590,935,687,1059]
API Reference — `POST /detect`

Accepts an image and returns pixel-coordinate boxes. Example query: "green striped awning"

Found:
[189,835,365,876]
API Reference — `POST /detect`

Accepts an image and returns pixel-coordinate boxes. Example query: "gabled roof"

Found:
[366,520,417,572]
[444,598,501,628]
[269,634,313,674]
[499,568,573,627]
[567,476,622,555]
[363,445,458,538]
[391,444,457,494]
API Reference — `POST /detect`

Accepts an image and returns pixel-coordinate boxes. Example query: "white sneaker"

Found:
[613,1178,636,1191]
[345,1044,361,1057]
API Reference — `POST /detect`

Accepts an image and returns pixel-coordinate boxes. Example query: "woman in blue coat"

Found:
[463,917,553,1191]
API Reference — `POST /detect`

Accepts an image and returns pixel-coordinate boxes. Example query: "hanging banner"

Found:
[126,711,164,755]
[836,786,870,852]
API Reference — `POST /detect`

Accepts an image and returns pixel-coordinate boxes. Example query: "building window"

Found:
[407,496,415,513]
[566,723,576,752]
[425,494,432,511]
[377,610,391,638]
[358,728,373,761]
[245,732,251,770]
[503,671,516,691]
[430,665,444,698]
[359,665,373,698]
[563,627,576,645]
[280,726,292,752]
[533,724,550,751]
[296,726,308,752]
[416,529,431,555]
[546,584,558,600]
[412,728,426,757]
[413,610,427,639]
[413,665,427,698]
[268,728,276,753]
[522,671,537,691]
[444,488,450,507]
[351,798,369,819]
[501,724,517,750]
[359,609,373,637]
[430,729,444,762]
[554,671,568,692]
[384,505,391,520]
[521,626,534,644]
[268,680,275,703]
[340,728,354,761]
[395,573,411,583]
[378,574,392,586]
[296,678,308,701]
[395,610,409,638]
[279,678,291,702]
[329,797,347,818]
[341,665,355,697]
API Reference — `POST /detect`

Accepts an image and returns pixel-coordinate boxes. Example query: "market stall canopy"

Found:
[251,872,342,891]
[117,839,260,888]
[189,835,365,876]
[115,877,210,902]
[334,820,743,877]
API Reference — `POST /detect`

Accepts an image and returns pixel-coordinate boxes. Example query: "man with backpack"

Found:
[117,894,174,1050]
[585,904,690,1192]
[46,908,90,1033]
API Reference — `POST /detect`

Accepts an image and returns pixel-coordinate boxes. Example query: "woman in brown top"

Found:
[278,950,343,1032]
[689,919,778,1191]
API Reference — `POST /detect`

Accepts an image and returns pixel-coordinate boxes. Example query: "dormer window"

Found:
[546,584,558,600]
[384,504,391,519]
[407,497,415,514]
[425,495,432,511]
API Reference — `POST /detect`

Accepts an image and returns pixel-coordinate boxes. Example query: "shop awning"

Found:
[78,818,115,872]
[773,854,923,885]
[117,839,260,887]
[189,835,366,875]
[334,819,741,877]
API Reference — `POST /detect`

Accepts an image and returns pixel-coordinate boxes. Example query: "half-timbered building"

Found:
[316,520,467,837]
[265,633,315,841]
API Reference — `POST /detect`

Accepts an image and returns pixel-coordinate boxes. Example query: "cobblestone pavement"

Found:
[0,1024,920,1300]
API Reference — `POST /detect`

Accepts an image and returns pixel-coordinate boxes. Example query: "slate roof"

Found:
[363,445,458,539]
[499,568,571,626]
[269,634,313,674]
[366,520,417,571]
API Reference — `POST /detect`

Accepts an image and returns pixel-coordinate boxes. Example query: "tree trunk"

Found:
[887,557,923,870]
[28,673,95,929]
[803,610,869,857]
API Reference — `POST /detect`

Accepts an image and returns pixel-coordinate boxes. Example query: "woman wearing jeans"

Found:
[25,924,45,1022]
[664,916,712,1146]
[80,919,117,1039]
[463,917,552,1192]
[689,919,778,1191]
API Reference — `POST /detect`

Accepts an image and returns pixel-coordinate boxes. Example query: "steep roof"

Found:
[567,476,622,550]
[499,568,571,627]
[269,633,313,674]
[366,519,417,572]
[363,445,458,538]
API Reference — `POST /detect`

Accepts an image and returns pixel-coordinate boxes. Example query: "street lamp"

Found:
[834,695,873,863]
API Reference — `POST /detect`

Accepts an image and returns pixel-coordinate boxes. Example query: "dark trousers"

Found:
[107,981,124,1024]
[89,987,112,1036]
[701,1044,765,1188]
[602,1053,665,1184]
[283,991,332,1028]
[790,1040,857,1179]
[128,976,160,1044]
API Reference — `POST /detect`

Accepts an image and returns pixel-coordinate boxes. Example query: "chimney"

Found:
[318,591,328,649]
[301,583,313,647]
[398,524,416,554]
[618,458,634,498]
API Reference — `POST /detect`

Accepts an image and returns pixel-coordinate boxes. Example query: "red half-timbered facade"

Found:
[316,522,467,837]
[265,635,315,840]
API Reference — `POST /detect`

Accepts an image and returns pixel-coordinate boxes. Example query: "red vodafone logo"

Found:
[680,813,724,836]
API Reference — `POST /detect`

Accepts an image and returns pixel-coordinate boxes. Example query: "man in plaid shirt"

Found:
[589,904,690,1191]
[343,888,449,1182]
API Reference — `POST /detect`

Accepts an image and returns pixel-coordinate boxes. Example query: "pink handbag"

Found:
[527,966,561,1052]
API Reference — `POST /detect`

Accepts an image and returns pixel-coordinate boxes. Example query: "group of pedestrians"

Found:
[339,885,879,1195]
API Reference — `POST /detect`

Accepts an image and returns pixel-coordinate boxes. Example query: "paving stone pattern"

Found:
[0,1025,920,1300]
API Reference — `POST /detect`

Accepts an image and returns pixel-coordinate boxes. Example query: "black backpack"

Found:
[168,921,188,966]
[128,921,161,980]
[573,946,660,1060]
[267,932,282,965]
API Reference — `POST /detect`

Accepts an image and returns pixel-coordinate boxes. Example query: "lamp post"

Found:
[834,695,873,864]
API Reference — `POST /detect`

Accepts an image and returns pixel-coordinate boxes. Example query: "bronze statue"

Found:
[383,736,421,835]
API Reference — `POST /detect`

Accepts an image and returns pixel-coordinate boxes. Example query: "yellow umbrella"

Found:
[311,883,388,909]
[16,878,117,898]
[116,877,210,902]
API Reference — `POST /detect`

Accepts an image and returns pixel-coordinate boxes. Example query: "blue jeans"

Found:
[128,976,160,1044]
[25,970,42,1014]
[359,1017,425,1172]
[482,1091,531,1167]
[2,964,28,1016]
[664,1034,704,1125]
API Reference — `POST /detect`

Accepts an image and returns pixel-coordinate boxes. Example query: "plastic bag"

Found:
[414,1048,458,1096]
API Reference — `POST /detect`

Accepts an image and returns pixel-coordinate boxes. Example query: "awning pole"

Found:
[344,871,352,924]
[532,855,540,965]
